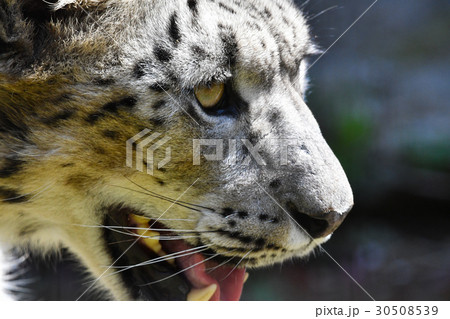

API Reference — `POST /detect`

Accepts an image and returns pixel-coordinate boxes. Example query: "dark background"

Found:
[9,0,450,300]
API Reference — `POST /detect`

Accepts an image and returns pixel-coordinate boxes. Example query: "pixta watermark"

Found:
[126,129,304,175]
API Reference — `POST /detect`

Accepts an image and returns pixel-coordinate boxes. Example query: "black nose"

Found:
[285,202,351,238]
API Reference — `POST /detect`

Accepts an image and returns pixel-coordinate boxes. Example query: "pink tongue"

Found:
[163,240,246,301]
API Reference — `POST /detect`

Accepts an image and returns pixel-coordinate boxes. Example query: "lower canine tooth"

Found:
[187,284,217,301]
[243,272,249,283]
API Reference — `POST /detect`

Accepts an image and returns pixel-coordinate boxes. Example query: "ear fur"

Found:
[20,0,59,22]
[0,0,103,73]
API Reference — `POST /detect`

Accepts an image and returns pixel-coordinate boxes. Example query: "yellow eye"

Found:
[194,82,225,108]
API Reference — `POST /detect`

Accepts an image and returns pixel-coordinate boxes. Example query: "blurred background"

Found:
[8,0,450,300]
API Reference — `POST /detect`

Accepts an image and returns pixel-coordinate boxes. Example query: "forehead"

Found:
[125,0,314,87]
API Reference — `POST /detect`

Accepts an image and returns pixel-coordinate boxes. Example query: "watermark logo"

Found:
[126,129,171,175]
[126,129,304,175]
[193,138,301,166]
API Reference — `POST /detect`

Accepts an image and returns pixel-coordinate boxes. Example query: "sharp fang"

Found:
[129,214,151,225]
[135,228,163,254]
[187,284,217,301]
[129,214,163,256]
[243,272,249,283]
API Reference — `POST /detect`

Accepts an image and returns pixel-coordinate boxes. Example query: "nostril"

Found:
[293,211,330,239]
[285,202,345,238]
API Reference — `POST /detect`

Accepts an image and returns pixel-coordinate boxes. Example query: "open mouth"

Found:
[104,206,248,301]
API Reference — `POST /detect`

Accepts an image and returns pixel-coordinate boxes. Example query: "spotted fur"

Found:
[0,0,353,300]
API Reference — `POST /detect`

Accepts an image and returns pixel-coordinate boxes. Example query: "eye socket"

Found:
[194,82,225,109]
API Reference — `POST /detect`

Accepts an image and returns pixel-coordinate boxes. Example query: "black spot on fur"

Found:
[227,220,237,227]
[263,7,272,18]
[102,96,137,113]
[102,101,119,113]
[279,58,290,77]
[192,45,206,60]
[255,238,266,247]
[238,235,252,244]
[0,109,29,139]
[103,130,119,139]
[119,96,137,108]
[94,78,115,86]
[247,130,261,146]
[301,144,311,155]
[85,112,105,124]
[222,208,234,217]
[61,163,75,168]
[154,45,173,63]
[133,60,147,78]
[227,231,253,244]
[0,158,24,178]
[269,179,281,189]
[0,186,29,203]
[241,143,249,158]
[258,214,270,221]
[269,110,281,125]
[152,100,166,110]
[41,109,75,126]
[169,13,181,44]
[187,0,198,14]
[245,21,262,31]
[87,97,137,124]
[229,231,239,237]
[220,30,238,66]
[237,211,248,219]
[218,2,236,14]
[149,117,165,127]
[154,178,165,186]
[149,83,170,93]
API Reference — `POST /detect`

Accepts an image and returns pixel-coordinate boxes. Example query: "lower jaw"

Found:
[103,207,247,301]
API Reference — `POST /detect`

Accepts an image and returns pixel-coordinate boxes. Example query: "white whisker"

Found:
[109,245,211,272]
[71,223,215,234]
[1,181,55,203]
[92,245,213,283]
[220,250,252,282]
[205,252,237,273]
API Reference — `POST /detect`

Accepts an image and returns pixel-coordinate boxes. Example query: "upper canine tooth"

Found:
[129,214,151,227]
[135,228,162,254]
[243,272,249,283]
[187,284,217,301]
[129,214,162,254]
[128,214,173,263]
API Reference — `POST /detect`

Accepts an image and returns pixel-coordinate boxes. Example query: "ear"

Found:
[0,0,63,72]
[1,0,103,72]
[20,0,60,23]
